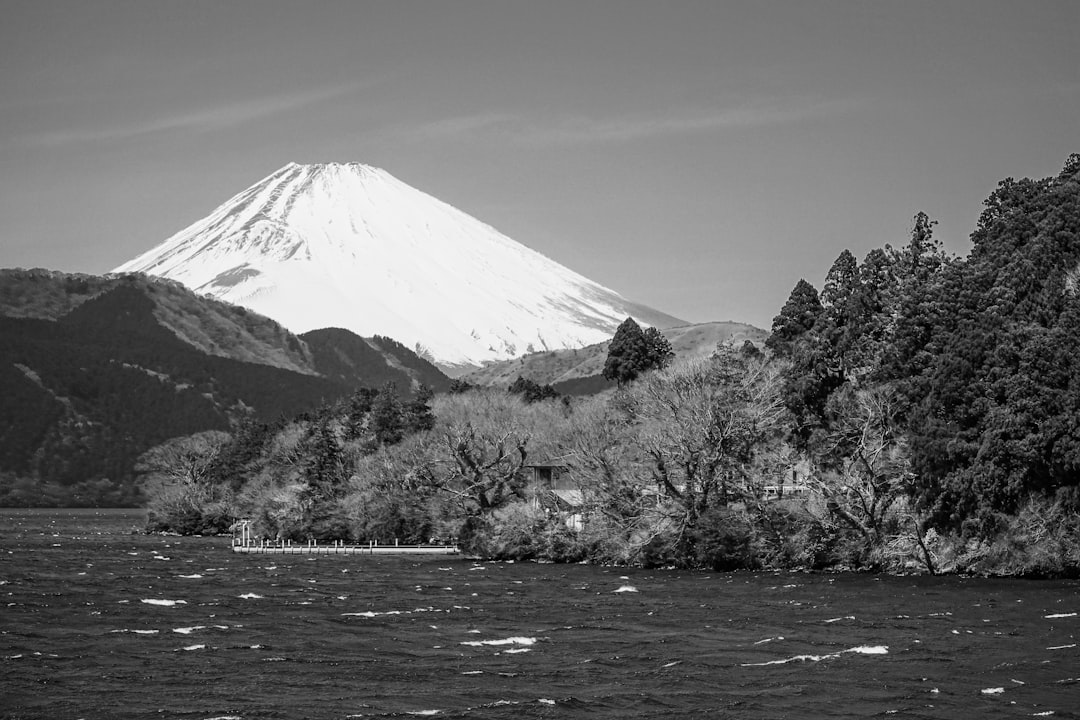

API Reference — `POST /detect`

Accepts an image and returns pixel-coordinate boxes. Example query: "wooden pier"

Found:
[231,520,459,555]
[232,541,460,556]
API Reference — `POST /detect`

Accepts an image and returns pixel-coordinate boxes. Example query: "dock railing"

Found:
[231,520,459,555]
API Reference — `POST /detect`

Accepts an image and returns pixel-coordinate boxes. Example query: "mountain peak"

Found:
[114,164,684,367]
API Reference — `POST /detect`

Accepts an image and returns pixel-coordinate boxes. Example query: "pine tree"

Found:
[765,279,823,357]
[603,317,650,387]
[820,249,859,309]
[403,385,436,433]
[370,383,404,446]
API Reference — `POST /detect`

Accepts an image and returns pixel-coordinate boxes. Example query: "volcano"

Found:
[114,162,683,368]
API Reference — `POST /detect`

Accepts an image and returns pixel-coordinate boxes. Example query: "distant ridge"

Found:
[463,320,767,394]
[113,162,685,368]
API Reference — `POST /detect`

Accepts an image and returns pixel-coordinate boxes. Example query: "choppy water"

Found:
[1,509,1077,719]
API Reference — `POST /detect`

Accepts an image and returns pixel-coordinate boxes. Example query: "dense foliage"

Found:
[0,274,449,506]
[602,317,675,386]
[145,156,1080,576]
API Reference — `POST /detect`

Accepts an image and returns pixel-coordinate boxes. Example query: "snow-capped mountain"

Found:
[114,162,683,368]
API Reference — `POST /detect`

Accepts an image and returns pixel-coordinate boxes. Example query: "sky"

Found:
[2,0,1078,331]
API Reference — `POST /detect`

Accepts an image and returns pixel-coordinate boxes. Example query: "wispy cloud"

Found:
[16,84,361,149]
[391,97,858,147]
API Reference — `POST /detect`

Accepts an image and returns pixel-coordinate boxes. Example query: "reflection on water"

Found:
[1,509,1078,719]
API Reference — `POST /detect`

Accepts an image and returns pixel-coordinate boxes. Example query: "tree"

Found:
[643,327,675,371]
[893,155,1080,527]
[403,385,436,433]
[603,318,674,386]
[810,386,913,553]
[413,391,532,553]
[343,387,377,440]
[137,430,230,489]
[508,376,560,403]
[633,344,789,564]
[603,317,650,387]
[138,431,236,534]
[370,383,404,446]
[820,249,860,310]
[766,279,823,357]
[304,417,346,497]
[448,378,475,394]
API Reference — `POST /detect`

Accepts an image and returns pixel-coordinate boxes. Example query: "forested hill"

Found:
[0,271,450,506]
[771,153,1080,534]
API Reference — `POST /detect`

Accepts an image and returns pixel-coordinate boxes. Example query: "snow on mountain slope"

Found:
[114,162,684,367]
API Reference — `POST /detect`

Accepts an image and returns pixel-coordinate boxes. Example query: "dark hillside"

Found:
[301,329,451,394]
[0,286,353,505]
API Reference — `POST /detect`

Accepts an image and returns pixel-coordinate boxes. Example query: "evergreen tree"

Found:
[344,387,377,440]
[765,279,823,357]
[603,317,650,387]
[448,378,475,394]
[895,155,1080,526]
[403,385,436,433]
[508,376,560,403]
[643,327,675,370]
[308,418,344,491]
[370,383,404,446]
[820,249,860,309]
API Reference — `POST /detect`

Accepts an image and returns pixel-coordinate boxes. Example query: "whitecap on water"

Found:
[741,645,888,666]
[614,585,638,593]
[238,593,263,600]
[1047,644,1077,650]
[141,599,186,606]
[539,699,555,705]
[342,607,442,618]
[753,636,784,645]
[1044,613,1076,619]
[461,636,537,647]
[173,626,206,634]
[180,644,207,651]
[203,716,242,720]
[178,574,203,579]
[111,629,159,635]
[824,615,856,623]
[981,687,1005,695]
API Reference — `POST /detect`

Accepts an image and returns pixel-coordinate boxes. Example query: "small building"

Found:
[763,463,812,501]
[524,463,585,530]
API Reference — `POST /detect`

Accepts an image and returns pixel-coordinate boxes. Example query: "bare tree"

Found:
[417,391,531,517]
[809,386,916,552]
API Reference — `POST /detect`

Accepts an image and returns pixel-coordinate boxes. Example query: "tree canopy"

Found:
[602,317,675,386]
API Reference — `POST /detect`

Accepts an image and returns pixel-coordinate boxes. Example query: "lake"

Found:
[1,509,1077,719]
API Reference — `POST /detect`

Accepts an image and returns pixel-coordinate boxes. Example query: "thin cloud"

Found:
[400,113,517,142]
[519,98,858,145]
[17,84,361,149]
[390,97,858,147]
